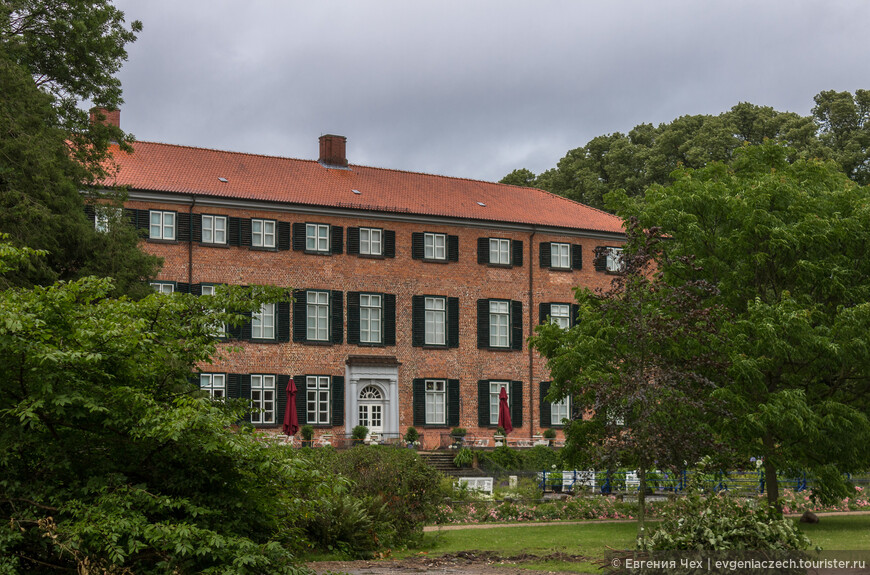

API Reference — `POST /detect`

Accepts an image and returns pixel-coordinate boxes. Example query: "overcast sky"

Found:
[111,1,868,183]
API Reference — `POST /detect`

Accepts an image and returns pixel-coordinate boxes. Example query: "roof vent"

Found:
[477,201,486,207]
[218,177,228,183]
[319,134,348,168]
[352,189,361,194]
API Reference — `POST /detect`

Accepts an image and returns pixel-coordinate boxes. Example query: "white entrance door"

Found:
[358,385,384,435]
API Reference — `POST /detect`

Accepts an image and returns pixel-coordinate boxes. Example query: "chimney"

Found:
[89,107,120,128]
[319,134,348,167]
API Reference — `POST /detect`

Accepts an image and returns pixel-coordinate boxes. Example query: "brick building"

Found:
[95,112,625,447]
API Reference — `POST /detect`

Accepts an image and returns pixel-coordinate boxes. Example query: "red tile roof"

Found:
[106,141,625,234]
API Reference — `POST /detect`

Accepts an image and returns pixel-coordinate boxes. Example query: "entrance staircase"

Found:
[418,450,486,478]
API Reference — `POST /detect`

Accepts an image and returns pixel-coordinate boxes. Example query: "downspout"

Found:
[528,229,536,439]
[188,196,196,286]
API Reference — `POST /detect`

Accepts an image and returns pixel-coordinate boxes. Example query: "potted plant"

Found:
[351,425,369,445]
[404,426,420,448]
[450,427,466,448]
[300,424,314,447]
[542,428,556,445]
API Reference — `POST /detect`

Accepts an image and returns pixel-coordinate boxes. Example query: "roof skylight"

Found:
[218,177,228,183]
[352,189,361,194]
[477,201,486,207]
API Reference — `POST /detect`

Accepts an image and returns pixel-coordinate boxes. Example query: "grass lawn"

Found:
[393,515,870,574]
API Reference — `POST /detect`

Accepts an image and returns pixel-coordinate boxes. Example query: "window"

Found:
[149,210,175,240]
[252,219,276,248]
[250,374,276,424]
[550,243,570,269]
[489,300,510,348]
[307,291,330,341]
[307,376,330,425]
[359,227,382,256]
[488,238,510,265]
[94,206,120,233]
[606,247,624,272]
[306,223,330,252]
[202,215,227,244]
[425,297,446,345]
[359,294,382,344]
[424,232,446,260]
[150,282,174,295]
[252,303,275,339]
[550,304,571,329]
[200,373,225,399]
[200,285,226,336]
[425,380,446,425]
[551,397,570,426]
[489,381,509,425]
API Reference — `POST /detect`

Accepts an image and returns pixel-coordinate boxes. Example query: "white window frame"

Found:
[150,282,174,295]
[606,247,624,272]
[251,303,275,339]
[149,210,175,240]
[307,376,331,425]
[425,379,446,425]
[359,227,382,256]
[489,300,510,348]
[200,373,226,399]
[489,381,509,426]
[359,293,382,344]
[199,284,226,337]
[550,242,570,269]
[424,232,446,260]
[551,396,570,426]
[306,223,330,252]
[201,215,227,245]
[250,374,276,424]
[424,297,446,346]
[489,238,511,265]
[252,219,276,248]
[307,291,330,341]
[550,304,571,329]
[94,206,121,233]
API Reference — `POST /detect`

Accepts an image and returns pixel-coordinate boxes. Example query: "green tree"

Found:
[531,220,728,533]
[813,89,870,186]
[1,2,159,295]
[0,240,318,573]
[612,143,870,511]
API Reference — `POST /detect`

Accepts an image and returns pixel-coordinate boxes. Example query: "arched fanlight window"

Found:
[359,385,383,400]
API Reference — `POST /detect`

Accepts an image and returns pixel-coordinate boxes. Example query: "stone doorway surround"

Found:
[344,355,401,438]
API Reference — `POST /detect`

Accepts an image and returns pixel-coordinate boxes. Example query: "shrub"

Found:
[542,428,557,439]
[404,426,419,443]
[351,425,369,440]
[453,447,473,467]
[480,445,522,470]
[301,424,314,441]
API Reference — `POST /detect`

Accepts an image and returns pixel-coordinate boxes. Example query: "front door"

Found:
[358,384,384,435]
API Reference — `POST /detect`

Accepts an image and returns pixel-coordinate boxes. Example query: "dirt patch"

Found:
[309,550,592,574]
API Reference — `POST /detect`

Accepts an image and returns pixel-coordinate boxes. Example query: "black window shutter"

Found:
[240,311,253,341]
[539,303,551,325]
[277,374,290,428]
[411,295,425,347]
[292,223,306,251]
[413,379,425,426]
[190,283,203,296]
[571,244,582,270]
[332,376,344,426]
[571,304,580,327]
[411,232,424,259]
[240,374,252,423]
[227,373,241,398]
[277,301,290,342]
[227,314,243,339]
[330,290,343,344]
[176,282,190,294]
[383,293,396,346]
[177,212,191,242]
[540,381,552,428]
[511,380,523,428]
[477,299,490,349]
[331,226,343,255]
[384,230,396,258]
[240,219,252,247]
[295,375,307,425]
[124,208,138,229]
[447,235,459,262]
[293,289,307,342]
[447,297,460,348]
[137,209,150,231]
[512,240,524,267]
[540,242,551,268]
[593,247,607,272]
[347,292,360,345]
[278,221,291,251]
[347,227,360,255]
[511,301,523,351]
[478,380,490,427]
[192,214,203,243]
[477,237,489,264]
[228,217,242,246]
[448,379,460,427]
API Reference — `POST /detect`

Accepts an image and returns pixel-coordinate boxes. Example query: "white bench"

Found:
[458,477,494,496]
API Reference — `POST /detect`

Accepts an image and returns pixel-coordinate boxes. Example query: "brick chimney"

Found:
[319,134,348,167]
[89,107,121,128]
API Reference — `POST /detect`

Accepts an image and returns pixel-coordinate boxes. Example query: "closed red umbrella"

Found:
[497,387,513,434]
[283,378,299,436]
